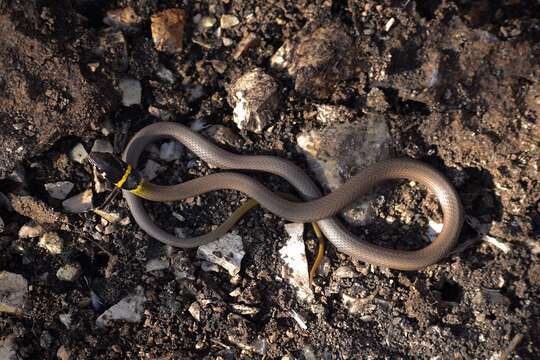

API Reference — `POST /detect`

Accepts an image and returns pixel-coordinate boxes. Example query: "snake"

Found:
[91,121,464,271]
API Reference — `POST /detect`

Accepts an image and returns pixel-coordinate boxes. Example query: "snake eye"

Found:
[88,152,142,190]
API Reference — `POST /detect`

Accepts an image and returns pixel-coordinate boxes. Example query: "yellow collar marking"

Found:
[130,180,145,195]
[115,165,132,188]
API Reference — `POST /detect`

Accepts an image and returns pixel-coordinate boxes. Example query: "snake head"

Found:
[88,152,143,191]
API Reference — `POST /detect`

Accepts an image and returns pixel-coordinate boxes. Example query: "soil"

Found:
[1,0,539,359]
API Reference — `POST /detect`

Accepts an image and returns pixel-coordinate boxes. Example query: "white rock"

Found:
[279,223,313,302]
[0,333,17,360]
[96,287,146,327]
[159,141,183,162]
[228,68,280,133]
[140,160,164,181]
[426,218,443,242]
[69,143,88,164]
[119,78,142,106]
[197,233,245,276]
[56,263,82,282]
[0,271,28,315]
[18,222,44,238]
[62,189,93,213]
[45,181,74,200]
[220,14,239,29]
[38,232,64,254]
[188,302,201,321]
[91,139,114,153]
[59,313,72,329]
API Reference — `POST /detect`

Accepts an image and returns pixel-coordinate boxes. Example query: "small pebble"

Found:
[91,139,114,154]
[151,8,186,53]
[56,345,71,360]
[159,141,183,162]
[384,18,396,32]
[44,181,74,200]
[69,143,88,164]
[103,7,141,30]
[18,222,44,238]
[62,189,93,213]
[220,14,239,29]
[222,37,233,46]
[38,232,64,254]
[0,215,4,233]
[119,78,142,106]
[188,302,201,321]
[56,263,82,282]
[200,16,216,29]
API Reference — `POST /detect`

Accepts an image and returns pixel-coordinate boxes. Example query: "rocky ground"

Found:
[1,0,539,359]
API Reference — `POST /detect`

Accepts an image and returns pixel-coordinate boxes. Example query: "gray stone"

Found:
[0,334,17,360]
[0,215,3,233]
[119,78,142,106]
[62,189,93,213]
[56,263,82,282]
[0,271,28,315]
[228,68,280,133]
[159,141,183,162]
[38,232,64,254]
[96,287,146,327]
[91,139,114,154]
[145,258,169,272]
[44,181,74,200]
[296,114,392,225]
[197,233,245,276]
[140,160,164,181]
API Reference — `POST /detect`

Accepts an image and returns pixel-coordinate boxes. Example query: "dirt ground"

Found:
[1,0,539,359]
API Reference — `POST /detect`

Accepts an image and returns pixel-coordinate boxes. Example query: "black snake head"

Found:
[88,152,142,191]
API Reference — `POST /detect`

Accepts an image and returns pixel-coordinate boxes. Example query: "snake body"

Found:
[122,122,463,270]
